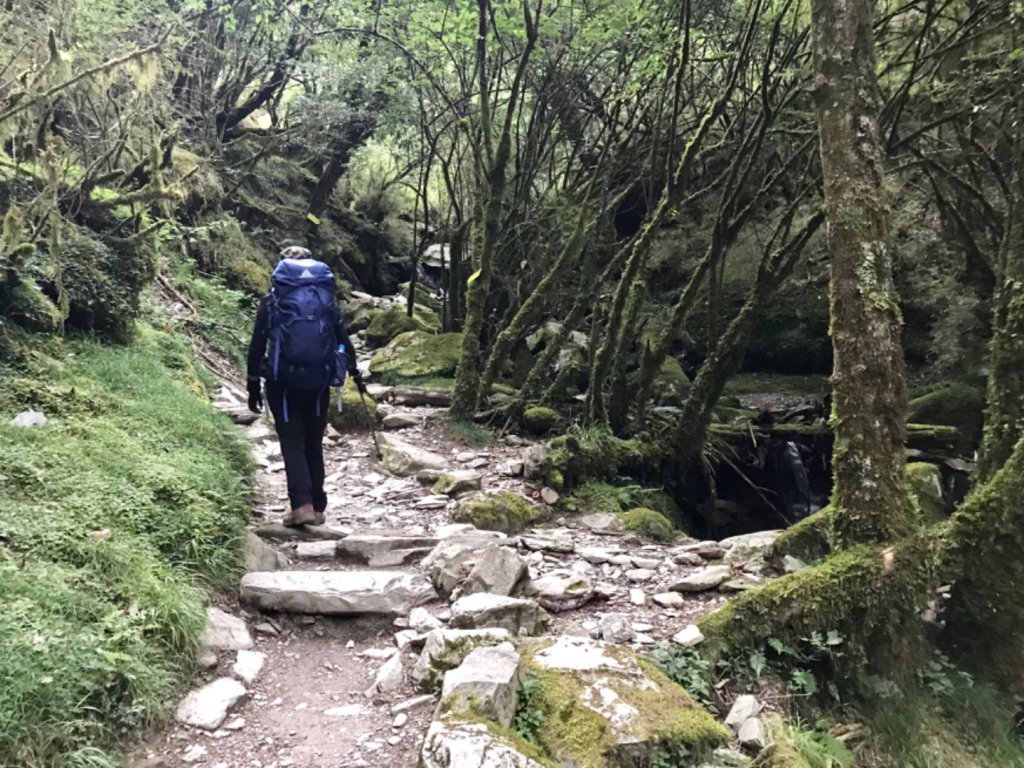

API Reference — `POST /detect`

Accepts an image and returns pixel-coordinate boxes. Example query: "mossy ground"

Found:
[620,507,676,542]
[0,327,251,767]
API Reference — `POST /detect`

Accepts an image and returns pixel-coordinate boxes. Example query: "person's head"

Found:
[278,245,312,262]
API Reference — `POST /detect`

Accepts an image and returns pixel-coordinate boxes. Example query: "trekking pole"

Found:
[358,389,383,460]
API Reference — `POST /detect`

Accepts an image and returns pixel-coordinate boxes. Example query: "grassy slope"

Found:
[0,324,251,768]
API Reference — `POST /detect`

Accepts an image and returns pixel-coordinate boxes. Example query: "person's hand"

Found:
[247,382,263,413]
[352,370,368,395]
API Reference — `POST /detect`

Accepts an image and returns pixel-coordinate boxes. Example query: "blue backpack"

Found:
[267,258,341,392]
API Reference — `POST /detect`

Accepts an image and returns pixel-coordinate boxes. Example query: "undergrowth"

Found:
[0,326,252,767]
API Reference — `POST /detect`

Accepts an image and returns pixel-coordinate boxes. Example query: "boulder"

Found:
[450,593,547,635]
[413,628,514,688]
[524,574,594,613]
[433,470,484,497]
[242,531,286,572]
[175,678,248,730]
[724,694,762,732]
[440,642,521,727]
[520,636,728,766]
[598,613,636,644]
[454,491,539,534]
[521,406,559,435]
[720,531,783,565]
[365,306,440,348]
[239,571,436,615]
[379,433,448,476]
[423,530,509,595]
[462,545,529,597]
[420,720,548,768]
[670,565,732,593]
[199,608,253,652]
[738,717,768,751]
[370,331,462,379]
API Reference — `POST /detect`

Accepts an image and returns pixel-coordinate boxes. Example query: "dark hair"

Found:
[278,245,313,262]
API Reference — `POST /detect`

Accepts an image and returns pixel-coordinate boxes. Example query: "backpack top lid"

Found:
[272,258,335,290]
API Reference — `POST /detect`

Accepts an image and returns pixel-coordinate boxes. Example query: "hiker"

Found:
[246,245,366,527]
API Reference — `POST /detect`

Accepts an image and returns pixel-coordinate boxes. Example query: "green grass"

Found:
[0,327,252,767]
[443,417,494,447]
[173,259,256,368]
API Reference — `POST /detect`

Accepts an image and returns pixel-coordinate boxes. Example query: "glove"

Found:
[352,370,367,395]
[247,381,263,413]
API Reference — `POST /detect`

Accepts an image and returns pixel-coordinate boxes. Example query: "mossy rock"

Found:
[453,491,539,534]
[519,637,728,767]
[769,506,834,565]
[365,306,440,347]
[620,507,676,542]
[652,357,691,406]
[908,382,984,450]
[398,281,441,311]
[2,278,62,333]
[906,462,945,523]
[570,481,624,516]
[222,257,271,296]
[521,406,559,435]
[370,331,462,379]
[329,380,376,432]
[541,428,662,491]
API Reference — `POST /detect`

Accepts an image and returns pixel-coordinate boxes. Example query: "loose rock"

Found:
[199,607,253,652]
[175,678,248,730]
[231,650,266,685]
[450,593,547,635]
[524,574,594,613]
[240,570,437,615]
[462,545,528,597]
[670,565,732,593]
[413,628,514,686]
[440,642,521,727]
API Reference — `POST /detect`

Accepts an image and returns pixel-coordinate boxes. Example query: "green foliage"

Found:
[443,418,493,447]
[0,329,251,767]
[755,716,853,768]
[650,644,716,712]
[172,258,254,368]
[514,675,545,745]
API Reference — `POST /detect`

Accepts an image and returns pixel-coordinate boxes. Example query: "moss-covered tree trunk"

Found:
[810,0,910,547]
[450,0,539,419]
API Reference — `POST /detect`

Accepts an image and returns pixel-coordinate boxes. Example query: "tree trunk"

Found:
[810,0,910,547]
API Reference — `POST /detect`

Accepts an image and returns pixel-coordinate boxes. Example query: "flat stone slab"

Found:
[253,523,352,542]
[450,593,547,635]
[175,677,247,730]
[240,571,437,615]
[670,565,732,593]
[380,434,448,476]
[337,534,440,566]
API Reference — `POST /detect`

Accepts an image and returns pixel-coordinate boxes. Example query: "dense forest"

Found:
[1,0,1023,766]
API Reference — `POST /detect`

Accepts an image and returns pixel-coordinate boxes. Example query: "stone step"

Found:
[240,570,437,615]
[253,523,352,542]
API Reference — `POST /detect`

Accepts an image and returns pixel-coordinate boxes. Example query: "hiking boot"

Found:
[312,510,326,526]
[283,503,316,527]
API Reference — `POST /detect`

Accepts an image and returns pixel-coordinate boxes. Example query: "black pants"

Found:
[266,385,330,512]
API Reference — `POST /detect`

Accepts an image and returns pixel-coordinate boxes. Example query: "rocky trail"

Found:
[136,384,787,768]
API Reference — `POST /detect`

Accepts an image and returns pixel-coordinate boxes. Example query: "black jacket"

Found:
[246,294,357,386]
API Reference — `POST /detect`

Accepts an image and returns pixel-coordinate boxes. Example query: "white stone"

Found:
[337,534,440,566]
[441,642,521,727]
[325,704,367,717]
[462,545,528,597]
[653,592,684,607]
[629,588,646,606]
[380,434,448,476]
[409,607,444,633]
[413,628,513,685]
[10,410,47,428]
[739,716,769,750]
[240,570,437,615]
[672,625,705,647]
[181,745,207,763]
[631,557,661,569]
[392,694,437,714]
[625,569,655,583]
[598,613,636,644]
[294,540,338,559]
[670,565,732,593]
[421,721,548,768]
[175,678,248,730]
[373,653,405,694]
[200,607,253,652]
[724,694,762,732]
[231,650,266,684]
[579,547,614,564]
[393,713,409,728]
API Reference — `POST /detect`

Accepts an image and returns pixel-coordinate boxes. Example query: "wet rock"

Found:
[421,720,547,768]
[524,574,594,613]
[242,530,287,572]
[413,628,514,687]
[175,678,248,730]
[240,570,436,615]
[462,545,529,597]
[231,650,266,685]
[450,593,547,635]
[670,565,732,593]
[598,613,636,644]
[200,607,253,652]
[432,470,484,497]
[379,433,448,476]
[440,642,521,727]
